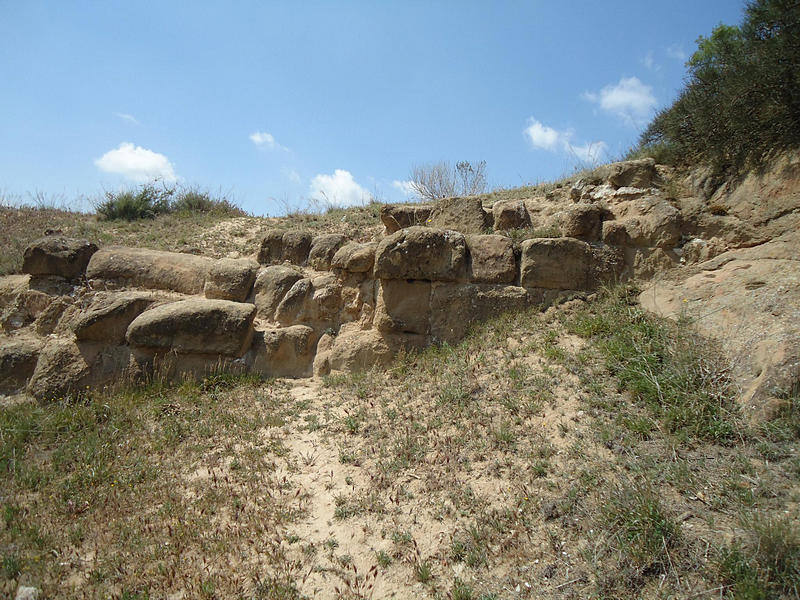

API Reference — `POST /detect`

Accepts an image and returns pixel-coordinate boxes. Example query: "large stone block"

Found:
[256,229,313,266]
[253,265,304,321]
[257,230,284,265]
[374,227,467,281]
[339,274,377,326]
[331,242,377,273]
[605,200,682,248]
[602,158,657,189]
[86,246,213,294]
[467,235,516,283]
[430,283,531,343]
[0,337,41,394]
[72,291,159,344]
[492,200,530,231]
[281,231,313,265]
[273,274,343,328]
[204,258,259,302]
[561,204,603,241]
[1,289,53,332]
[251,325,317,378]
[380,204,432,234]
[22,236,98,279]
[275,278,313,326]
[27,339,131,401]
[427,197,489,233]
[126,299,256,357]
[326,324,427,372]
[374,279,431,335]
[308,234,347,271]
[519,238,594,290]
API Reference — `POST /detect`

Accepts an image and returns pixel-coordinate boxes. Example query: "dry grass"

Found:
[0,201,384,277]
[4,294,797,598]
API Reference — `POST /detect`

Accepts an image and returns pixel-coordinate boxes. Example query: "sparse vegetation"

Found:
[568,285,740,442]
[2,276,798,597]
[718,513,800,599]
[408,160,487,201]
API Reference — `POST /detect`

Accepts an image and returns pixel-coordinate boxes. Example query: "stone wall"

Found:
[2,158,725,401]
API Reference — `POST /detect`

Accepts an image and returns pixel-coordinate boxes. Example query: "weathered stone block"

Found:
[374,279,431,335]
[27,339,131,401]
[73,292,159,344]
[86,246,213,294]
[520,238,594,290]
[331,242,377,273]
[308,234,347,270]
[430,283,531,343]
[492,200,530,231]
[126,299,256,357]
[282,231,313,265]
[427,197,489,233]
[274,278,312,326]
[0,337,41,394]
[561,204,603,241]
[467,235,516,283]
[326,324,426,372]
[22,236,98,279]
[204,258,259,302]
[374,227,466,281]
[380,204,432,234]
[251,325,317,378]
[257,230,284,265]
[253,265,304,321]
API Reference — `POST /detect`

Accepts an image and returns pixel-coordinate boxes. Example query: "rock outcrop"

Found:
[22,236,98,279]
[3,155,797,417]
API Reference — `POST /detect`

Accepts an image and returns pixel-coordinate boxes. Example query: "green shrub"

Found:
[96,183,245,221]
[171,187,246,216]
[96,183,173,220]
[634,0,800,172]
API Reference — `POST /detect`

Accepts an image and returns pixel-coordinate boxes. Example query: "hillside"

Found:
[1,154,799,599]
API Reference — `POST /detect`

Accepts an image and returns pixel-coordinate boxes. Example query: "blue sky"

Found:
[0,1,744,215]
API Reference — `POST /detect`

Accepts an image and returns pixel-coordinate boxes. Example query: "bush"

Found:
[96,183,173,221]
[409,160,487,201]
[171,187,246,216]
[96,183,245,221]
[634,0,800,172]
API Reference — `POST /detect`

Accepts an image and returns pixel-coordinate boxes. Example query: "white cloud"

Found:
[249,131,287,151]
[666,44,687,61]
[114,112,139,125]
[567,141,609,164]
[309,169,370,207]
[392,179,417,198]
[641,51,656,70]
[282,168,302,184]
[523,119,562,150]
[523,118,607,165]
[94,142,178,183]
[583,76,657,125]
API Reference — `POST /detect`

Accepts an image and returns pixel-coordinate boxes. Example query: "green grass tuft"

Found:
[718,513,800,599]
[568,285,739,442]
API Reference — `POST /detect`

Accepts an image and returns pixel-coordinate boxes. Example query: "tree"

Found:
[637,0,800,172]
